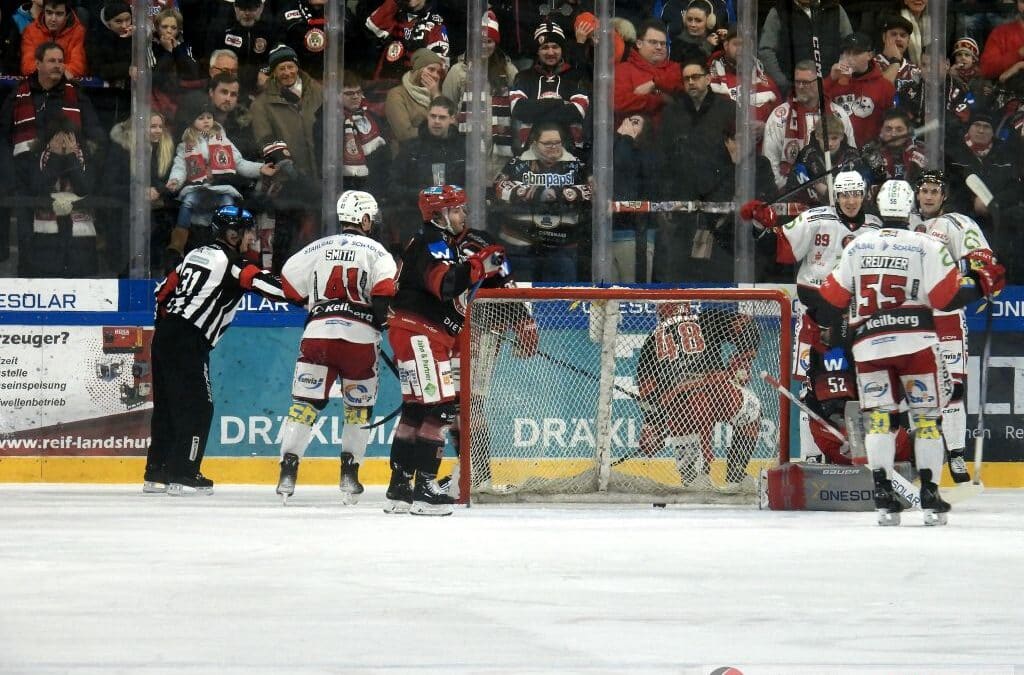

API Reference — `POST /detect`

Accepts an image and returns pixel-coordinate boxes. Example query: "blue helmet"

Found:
[211,205,256,236]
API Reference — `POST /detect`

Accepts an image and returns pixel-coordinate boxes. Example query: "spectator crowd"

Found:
[0,0,1020,284]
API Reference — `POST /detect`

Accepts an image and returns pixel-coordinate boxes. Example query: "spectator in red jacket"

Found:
[824,32,896,147]
[613,19,682,126]
[979,0,1024,85]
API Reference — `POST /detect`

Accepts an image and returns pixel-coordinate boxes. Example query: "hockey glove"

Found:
[467,244,506,282]
[512,318,539,358]
[966,250,1007,297]
[739,199,777,230]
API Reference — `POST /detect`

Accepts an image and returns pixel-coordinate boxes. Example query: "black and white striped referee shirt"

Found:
[155,241,291,347]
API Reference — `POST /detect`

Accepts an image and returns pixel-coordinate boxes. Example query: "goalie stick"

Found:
[760,371,982,506]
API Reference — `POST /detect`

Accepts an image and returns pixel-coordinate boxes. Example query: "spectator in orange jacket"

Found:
[979,0,1024,83]
[613,19,682,126]
[20,0,87,80]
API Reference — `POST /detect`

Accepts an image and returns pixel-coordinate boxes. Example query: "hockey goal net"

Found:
[458,287,792,504]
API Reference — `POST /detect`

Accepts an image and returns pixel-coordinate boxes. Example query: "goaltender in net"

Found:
[635,301,763,490]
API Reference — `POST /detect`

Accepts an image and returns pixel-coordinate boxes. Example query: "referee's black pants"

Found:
[147,315,214,480]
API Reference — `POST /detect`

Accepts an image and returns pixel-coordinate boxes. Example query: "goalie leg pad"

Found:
[941,399,966,452]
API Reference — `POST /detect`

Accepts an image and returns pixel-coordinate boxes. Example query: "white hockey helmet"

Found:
[336,190,379,230]
[832,170,866,198]
[876,180,915,220]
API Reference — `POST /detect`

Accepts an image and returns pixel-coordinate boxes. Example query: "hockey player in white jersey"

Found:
[741,170,880,463]
[273,191,398,504]
[913,170,1007,483]
[818,219,985,526]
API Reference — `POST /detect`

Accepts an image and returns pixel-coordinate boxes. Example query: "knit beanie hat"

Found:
[953,37,980,60]
[268,44,299,70]
[410,47,445,71]
[102,1,131,23]
[483,10,500,43]
[534,21,567,49]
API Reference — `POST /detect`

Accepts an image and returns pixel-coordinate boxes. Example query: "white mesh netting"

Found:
[461,289,791,504]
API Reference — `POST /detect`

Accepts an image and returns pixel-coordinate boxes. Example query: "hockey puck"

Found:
[653,503,666,508]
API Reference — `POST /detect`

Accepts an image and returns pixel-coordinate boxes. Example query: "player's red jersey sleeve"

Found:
[819,274,852,308]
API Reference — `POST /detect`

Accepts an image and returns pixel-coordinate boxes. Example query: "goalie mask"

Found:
[876,180,915,223]
[336,190,380,236]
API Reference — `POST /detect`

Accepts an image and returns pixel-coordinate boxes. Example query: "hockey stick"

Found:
[966,173,999,485]
[808,0,835,207]
[362,350,403,430]
[759,371,923,508]
[488,328,649,409]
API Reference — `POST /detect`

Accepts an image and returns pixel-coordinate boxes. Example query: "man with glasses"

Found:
[494,121,592,282]
[652,58,735,282]
[763,59,856,189]
[613,18,681,126]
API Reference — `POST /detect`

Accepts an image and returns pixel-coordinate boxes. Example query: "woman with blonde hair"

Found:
[149,7,200,115]
[108,112,180,273]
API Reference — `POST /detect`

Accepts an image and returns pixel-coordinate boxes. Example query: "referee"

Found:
[144,206,294,495]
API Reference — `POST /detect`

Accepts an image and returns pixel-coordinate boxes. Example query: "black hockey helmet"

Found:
[211,205,256,236]
[916,169,947,193]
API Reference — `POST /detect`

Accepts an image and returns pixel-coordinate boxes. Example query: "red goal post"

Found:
[458,287,792,504]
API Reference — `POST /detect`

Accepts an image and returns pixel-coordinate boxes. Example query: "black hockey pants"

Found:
[147,315,214,479]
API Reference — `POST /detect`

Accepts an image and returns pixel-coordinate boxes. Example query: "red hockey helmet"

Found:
[418,184,467,223]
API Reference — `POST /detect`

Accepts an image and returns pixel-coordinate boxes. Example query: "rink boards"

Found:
[2,278,1024,486]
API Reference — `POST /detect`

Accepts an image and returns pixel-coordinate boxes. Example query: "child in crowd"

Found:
[164,100,275,266]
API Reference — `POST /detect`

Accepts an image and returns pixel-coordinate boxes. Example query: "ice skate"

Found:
[872,469,902,526]
[437,462,460,501]
[167,473,214,496]
[410,473,454,516]
[919,469,951,526]
[142,466,168,494]
[338,452,364,505]
[383,469,414,514]
[947,449,971,484]
[276,453,299,505]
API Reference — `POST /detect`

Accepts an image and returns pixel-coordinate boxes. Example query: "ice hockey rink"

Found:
[2,484,1023,675]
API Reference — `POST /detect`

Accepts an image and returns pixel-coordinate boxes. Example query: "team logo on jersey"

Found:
[225,34,243,48]
[305,28,326,52]
[254,38,267,53]
[386,41,405,62]
[842,234,855,248]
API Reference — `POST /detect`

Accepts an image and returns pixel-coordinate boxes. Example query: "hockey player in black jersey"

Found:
[145,206,292,495]
[385,185,506,515]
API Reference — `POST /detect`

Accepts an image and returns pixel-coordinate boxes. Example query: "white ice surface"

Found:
[1,484,1023,675]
